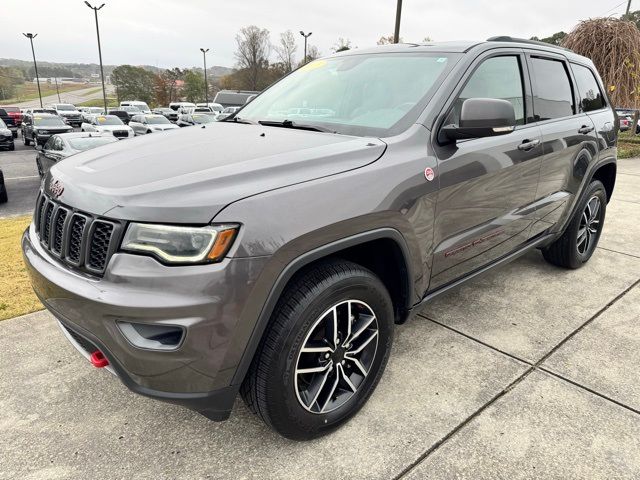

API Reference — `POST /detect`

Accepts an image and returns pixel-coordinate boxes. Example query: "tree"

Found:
[377,34,401,45]
[333,37,352,52]
[530,31,567,45]
[621,10,640,28]
[306,45,321,62]
[182,70,205,103]
[274,30,297,73]
[0,67,24,100]
[111,65,156,105]
[234,25,271,90]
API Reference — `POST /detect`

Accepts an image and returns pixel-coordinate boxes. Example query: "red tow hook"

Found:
[89,350,109,368]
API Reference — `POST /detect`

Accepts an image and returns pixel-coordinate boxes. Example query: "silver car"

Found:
[129,114,180,135]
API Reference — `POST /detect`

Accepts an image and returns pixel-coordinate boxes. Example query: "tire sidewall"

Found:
[267,272,393,438]
[567,180,607,267]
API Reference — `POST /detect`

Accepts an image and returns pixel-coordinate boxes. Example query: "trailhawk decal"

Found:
[444,229,505,258]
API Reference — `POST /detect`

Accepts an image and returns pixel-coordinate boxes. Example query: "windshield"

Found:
[192,114,214,123]
[34,116,67,127]
[123,106,141,112]
[68,137,118,151]
[95,115,123,125]
[146,116,170,124]
[89,107,104,113]
[238,53,457,136]
[56,105,76,111]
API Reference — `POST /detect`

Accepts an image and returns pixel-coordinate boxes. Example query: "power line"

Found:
[603,1,627,15]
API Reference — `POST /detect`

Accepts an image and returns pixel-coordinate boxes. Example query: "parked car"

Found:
[196,102,224,113]
[35,132,118,178]
[23,38,617,440]
[152,107,179,123]
[215,106,241,121]
[107,109,131,125]
[120,105,144,120]
[128,114,180,135]
[46,103,83,127]
[0,108,18,138]
[81,114,134,139]
[619,116,632,132]
[169,101,196,111]
[26,108,58,116]
[81,107,105,122]
[0,106,23,129]
[213,89,260,108]
[0,167,7,203]
[120,100,151,114]
[194,107,214,113]
[22,113,73,146]
[176,113,216,127]
[0,118,15,150]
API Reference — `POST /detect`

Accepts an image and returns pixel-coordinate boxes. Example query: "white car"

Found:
[46,103,84,127]
[81,107,105,122]
[128,114,180,135]
[196,102,224,113]
[81,114,134,139]
[120,100,151,114]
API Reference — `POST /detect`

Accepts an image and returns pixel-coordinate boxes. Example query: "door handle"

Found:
[578,125,594,134]
[517,139,540,151]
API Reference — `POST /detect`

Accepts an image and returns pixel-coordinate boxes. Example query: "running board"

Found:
[413,233,555,310]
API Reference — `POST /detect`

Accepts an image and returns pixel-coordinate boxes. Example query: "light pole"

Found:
[299,31,312,63]
[85,2,108,114]
[23,33,43,108]
[200,48,209,104]
[394,0,402,44]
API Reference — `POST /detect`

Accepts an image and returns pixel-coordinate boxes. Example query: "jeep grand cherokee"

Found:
[23,37,617,440]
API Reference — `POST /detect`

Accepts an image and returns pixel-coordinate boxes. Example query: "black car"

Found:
[176,113,216,127]
[22,113,73,146]
[0,167,7,203]
[0,118,15,150]
[152,107,179,123]
[36,132,118,178]
[107,109,131,125]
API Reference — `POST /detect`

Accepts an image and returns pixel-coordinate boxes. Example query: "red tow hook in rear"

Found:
[89,350,109,368]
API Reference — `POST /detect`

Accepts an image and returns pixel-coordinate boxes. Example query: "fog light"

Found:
[117,321,184,350]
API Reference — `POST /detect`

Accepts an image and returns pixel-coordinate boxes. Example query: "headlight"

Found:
[38,130,48,135]
[121,223,238,264]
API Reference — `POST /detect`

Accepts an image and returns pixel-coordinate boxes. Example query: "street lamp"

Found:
[299,31,312,64]
[200,48,210,104]
[22,33,43,108]
[394,0,402,44]
[85,2,108,114]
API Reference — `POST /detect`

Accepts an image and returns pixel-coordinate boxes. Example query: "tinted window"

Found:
[571,63,605,112]
[531,57,574,120]
[448,56,525,126]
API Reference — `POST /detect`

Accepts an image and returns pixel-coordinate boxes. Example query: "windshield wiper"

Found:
[258,119,336,133]
[221,116,256,125]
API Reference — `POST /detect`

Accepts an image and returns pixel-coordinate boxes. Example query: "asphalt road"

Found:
[0,133,40,218]
[14,84,116,109]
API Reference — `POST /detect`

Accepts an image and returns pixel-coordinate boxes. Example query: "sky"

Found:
[1,0,632,69]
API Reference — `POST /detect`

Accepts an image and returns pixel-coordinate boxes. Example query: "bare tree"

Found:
[234,25,271,90]
[333,37,352,52]
[306,45,322,62]
[274,30,297,73]
[377,34,400,45]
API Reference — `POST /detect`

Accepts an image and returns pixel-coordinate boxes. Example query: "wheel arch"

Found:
[591,160,616,203]
[231,228,414,386]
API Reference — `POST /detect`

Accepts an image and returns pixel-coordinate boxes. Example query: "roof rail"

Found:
[486,36,573,52]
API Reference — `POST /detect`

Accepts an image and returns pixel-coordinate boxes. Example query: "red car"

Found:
[0,106,22,128]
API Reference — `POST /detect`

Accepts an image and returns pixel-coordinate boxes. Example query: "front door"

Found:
[430,51,543,290]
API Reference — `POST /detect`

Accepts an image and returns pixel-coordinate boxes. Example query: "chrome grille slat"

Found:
[32,192,122,277]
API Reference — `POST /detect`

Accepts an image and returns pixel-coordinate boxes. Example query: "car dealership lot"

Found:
[1,159,639,479]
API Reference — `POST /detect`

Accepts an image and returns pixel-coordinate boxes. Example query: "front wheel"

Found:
[23,134,30,146]
[241,260,394,440]
[542,180,607,269]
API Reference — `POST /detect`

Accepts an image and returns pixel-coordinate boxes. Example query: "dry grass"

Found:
[0,215,42,321]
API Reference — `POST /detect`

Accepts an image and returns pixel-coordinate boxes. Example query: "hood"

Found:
[150,124,179,131]
[59,111,81,116]
[35,125,73,132]
[47,122,386,223]
[96,125,132,132]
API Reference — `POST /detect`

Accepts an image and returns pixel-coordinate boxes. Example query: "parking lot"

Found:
[1,148,639,478]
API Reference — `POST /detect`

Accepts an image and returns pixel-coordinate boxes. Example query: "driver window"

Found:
[43,137,54,150]
[447,56,525,126]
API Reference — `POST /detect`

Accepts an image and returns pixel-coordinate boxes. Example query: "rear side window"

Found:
[571,63,605,112]
[530,57,574,120]
[450,55,525,126]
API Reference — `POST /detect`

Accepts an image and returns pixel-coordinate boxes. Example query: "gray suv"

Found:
[22,37,617,440]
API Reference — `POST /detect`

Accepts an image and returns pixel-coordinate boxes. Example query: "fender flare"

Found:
[230,227,414,386]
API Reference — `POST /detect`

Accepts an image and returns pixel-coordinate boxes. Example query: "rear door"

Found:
[525,52,601,237]
[430,49,543,290]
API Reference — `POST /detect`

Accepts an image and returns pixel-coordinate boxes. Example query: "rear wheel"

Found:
[241,259,394,440]
[0,171,8,203]
[542,180,607,268]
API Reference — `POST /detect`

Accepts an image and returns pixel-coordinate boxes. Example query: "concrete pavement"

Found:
[1,159,639,479]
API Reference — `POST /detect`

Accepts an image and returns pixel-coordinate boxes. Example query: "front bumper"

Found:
[22,223,269,420]
[0,134,13,147]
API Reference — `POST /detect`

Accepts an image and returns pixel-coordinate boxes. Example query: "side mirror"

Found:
[442,98,516,141]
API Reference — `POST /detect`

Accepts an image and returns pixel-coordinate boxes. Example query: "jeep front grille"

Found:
[34,192,123,276]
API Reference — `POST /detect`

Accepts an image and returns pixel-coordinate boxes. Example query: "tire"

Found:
[241,259,394,440]
[0,172,7,204]
[36,159,43,178]
[23,134,30,146]
[8,142,14,151]
[542,180,607,269]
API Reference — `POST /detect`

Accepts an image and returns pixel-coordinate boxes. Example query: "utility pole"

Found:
[23,33,43,108]
[200,48,209,104]
[394,0,403,43]
[299,31,312,63]
[626,0,633,15]
[85,2,108,114]
[54,77,61,102]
